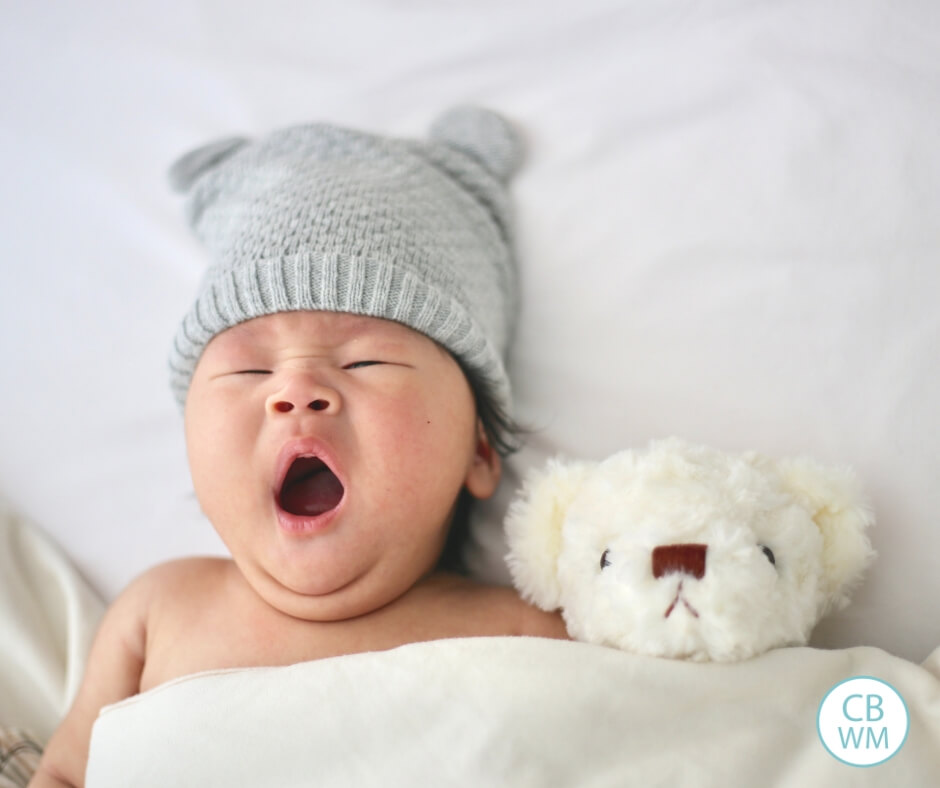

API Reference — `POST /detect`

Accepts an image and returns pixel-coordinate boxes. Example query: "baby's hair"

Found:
[454,357,527,459]
[437,360,529,573]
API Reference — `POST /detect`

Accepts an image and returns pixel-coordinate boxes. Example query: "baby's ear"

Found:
[464,421,501,501]
[775,457,876,615]
[505,457,595,611]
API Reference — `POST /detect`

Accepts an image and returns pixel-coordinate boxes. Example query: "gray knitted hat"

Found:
[167,106,522,416]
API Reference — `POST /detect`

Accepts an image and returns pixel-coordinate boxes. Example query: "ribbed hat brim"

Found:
[168,252,512,413]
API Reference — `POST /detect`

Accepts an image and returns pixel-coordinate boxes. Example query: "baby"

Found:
[32,107,567,787]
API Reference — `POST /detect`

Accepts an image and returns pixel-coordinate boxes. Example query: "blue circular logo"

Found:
[817,676,909,767]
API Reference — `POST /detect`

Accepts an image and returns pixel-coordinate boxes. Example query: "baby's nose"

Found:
[267,373,341,416]
[651,544,707,580]
[272,398,330,413]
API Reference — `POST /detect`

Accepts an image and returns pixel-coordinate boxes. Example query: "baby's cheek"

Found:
[380,386,474,457]
[186,409,257,517]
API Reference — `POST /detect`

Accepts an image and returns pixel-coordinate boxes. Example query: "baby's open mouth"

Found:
[277,456,345,516]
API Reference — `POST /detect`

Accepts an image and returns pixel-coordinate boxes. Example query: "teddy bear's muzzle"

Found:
[652,544,707,580]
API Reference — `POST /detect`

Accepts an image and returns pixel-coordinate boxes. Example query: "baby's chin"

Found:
[243,554,422,623]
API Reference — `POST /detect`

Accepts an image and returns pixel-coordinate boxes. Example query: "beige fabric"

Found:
[0,727,42,788]
[87,637,940,787]
[0,498,104,743]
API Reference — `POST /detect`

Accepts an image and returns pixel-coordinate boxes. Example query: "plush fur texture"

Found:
[505,438,876,662]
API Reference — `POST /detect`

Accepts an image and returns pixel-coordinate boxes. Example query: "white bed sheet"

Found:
[1,0,939,663]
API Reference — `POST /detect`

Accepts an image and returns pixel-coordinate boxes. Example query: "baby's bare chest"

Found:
[140,605,374,691]
[137,575,487,693]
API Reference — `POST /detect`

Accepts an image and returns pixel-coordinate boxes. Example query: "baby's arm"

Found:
[30,573,151,788]
[516,594,570,640]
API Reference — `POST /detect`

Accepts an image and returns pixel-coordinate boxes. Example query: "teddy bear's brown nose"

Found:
[652,544,707,580]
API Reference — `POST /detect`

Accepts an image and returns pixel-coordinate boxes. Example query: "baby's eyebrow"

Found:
[213,320,268,348]
[341,338,415,361]
[328,316,414,346]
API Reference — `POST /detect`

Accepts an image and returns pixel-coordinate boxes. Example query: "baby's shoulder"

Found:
[117,556,232,612]
[412,573,569,640]
[80,558,233,675]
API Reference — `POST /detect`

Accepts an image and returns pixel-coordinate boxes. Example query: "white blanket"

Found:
[86,638,940,787]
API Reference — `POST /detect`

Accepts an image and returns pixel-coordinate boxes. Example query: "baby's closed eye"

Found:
[343,360,385,370]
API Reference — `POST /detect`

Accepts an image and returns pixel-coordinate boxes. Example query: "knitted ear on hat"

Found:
[429,106,524,182]
[504,458,596,611]
[167,136,250,192]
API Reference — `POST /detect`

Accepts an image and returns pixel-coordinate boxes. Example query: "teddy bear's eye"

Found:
[600,549,611,569]
[761,545,776,565]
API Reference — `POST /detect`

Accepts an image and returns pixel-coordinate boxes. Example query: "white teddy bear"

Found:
[505,438,876,662]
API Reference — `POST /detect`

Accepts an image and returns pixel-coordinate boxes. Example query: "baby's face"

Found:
[184,311,500,621]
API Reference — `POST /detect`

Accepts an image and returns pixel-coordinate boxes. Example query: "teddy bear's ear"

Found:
[504,457,595,611]
[775,457,876,616]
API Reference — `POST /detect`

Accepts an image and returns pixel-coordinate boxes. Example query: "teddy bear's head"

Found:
[505,438,875,661]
